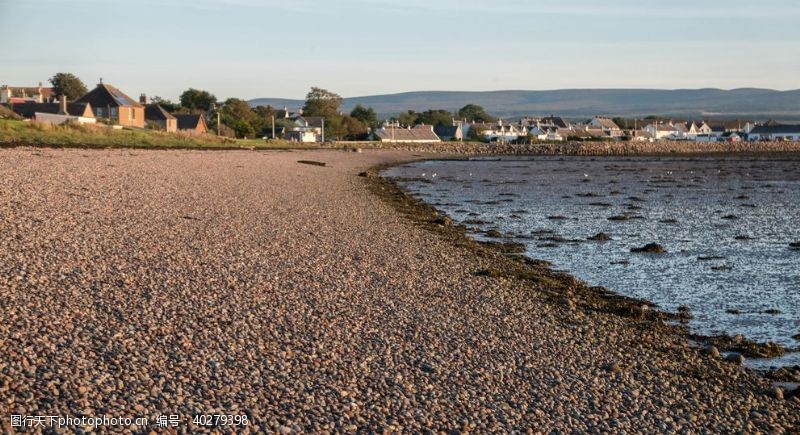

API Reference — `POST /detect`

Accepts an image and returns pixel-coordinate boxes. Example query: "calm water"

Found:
[385,156,800,365]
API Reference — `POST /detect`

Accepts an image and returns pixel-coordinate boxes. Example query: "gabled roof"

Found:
[541,116,570,128]
[145,104,176,121]
[434,125,459,137]
[591,117,620,130]
[76,84,143,108]
[749,124,800,135]
[11,101,93,118]
[304,116,324,128]
[706,120,750,131]
[376,125,440,142]
[175,113,206,130]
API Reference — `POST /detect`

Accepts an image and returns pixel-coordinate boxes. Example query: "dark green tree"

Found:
[417,109,453,126]
[216,98,259,138]
[151,96,181,112]
[397,110,419,127]
[179,88,217,111]
[49,73,88,100]
[302,87,343,118]
[457,104,495,123]
[342,115,368,140]
[349,104,378,129]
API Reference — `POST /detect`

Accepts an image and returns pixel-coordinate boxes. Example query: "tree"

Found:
[218,98,259,138]
[151,96,181,112]
[457,104,495,123]
[397,110,419,127]
[350,104,378,129]
[302,87,343,118]
[49,73,87,100]
[179,88,217,111]
[342,115,368,140]
[417,109,453,126]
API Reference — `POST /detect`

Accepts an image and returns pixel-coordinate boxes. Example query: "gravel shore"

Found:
[1,148,797,433]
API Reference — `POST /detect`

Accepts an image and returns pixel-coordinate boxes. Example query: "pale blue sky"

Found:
[1,0,798,100]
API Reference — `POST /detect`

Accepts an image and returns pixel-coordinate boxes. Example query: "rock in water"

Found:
[789,241,800,250]
[588,232,612,241]
[630,243,665,254]
[724,353,745,365]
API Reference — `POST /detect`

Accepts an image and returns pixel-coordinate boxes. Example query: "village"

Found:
[3,80,800,145]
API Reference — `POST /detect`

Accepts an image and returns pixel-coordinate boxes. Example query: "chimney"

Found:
[139,93,147,105]
[59,96,68,115]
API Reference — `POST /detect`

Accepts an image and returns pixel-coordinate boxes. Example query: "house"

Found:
[630,130,654,142]
[433,124,464,141]
[75,82,145,128]
[559,126,610,140]
[747,124,800,141]
[644,122,681,140]
[144,104,177,132]
[175,114,208,134]
[719,132,742,142]
[286,130,317,143]
[683,121,712,139]
[473,120,525,142]
[141,95,177,132]
[282,115,321,142]
[588,117,623,137]
[11,99,95,124]
[375,125,441,143]
[706,120,754,135]
[540,115,570,129]
[1,82,54,104]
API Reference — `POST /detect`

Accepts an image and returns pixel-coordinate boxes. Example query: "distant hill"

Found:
[249,88,800,121]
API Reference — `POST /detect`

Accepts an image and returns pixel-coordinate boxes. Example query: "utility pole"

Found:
[321,118,325,143]
[271,115,275,140]
[212,103,221,137]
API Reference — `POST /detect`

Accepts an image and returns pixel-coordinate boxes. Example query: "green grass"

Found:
[0,119,315,150]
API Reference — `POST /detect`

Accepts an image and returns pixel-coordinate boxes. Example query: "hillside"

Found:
[249,88,800,121]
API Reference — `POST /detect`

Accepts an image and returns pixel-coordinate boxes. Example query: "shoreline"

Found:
[366,156,798,369]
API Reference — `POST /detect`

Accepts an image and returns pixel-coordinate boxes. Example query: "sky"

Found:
[1,0,799,101]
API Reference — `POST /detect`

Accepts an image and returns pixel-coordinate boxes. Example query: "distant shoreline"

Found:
[364,140,800,156]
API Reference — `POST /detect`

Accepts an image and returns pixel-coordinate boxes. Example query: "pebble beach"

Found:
[0,147,798,433]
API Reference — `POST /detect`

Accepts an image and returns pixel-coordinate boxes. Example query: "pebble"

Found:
[0,148,796,432]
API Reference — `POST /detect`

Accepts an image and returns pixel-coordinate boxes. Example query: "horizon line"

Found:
[248,87,800,101]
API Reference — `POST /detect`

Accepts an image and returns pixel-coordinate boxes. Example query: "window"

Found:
[110,107,118,119]
[96,107,104,117]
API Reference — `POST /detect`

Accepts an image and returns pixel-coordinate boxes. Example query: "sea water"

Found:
[385,156,800,366]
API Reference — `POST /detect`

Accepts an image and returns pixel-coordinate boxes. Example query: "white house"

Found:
[473,120,525,142]
[644,122,681,140]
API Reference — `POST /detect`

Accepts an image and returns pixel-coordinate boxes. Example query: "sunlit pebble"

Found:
[432,173,437,178]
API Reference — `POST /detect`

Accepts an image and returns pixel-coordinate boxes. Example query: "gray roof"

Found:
[76,84,143,108]
[376,125,440,142]
[175,114,205,130]
[434,125,459,137]
[145,104,175,121]
[11,101,93,118]
[749,124,800,135]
